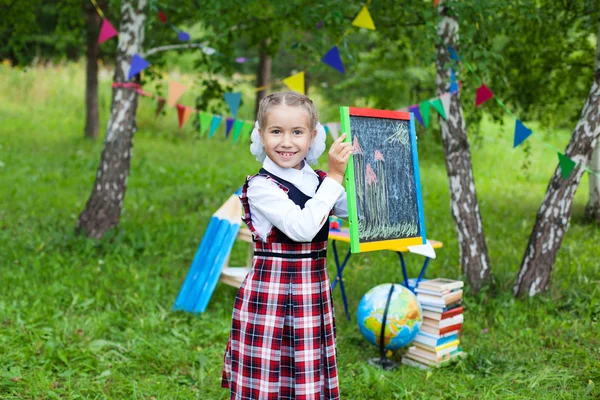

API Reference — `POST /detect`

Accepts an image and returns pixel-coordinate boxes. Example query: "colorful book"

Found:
[407,346,457,362]
[420,322,462,336]
[420,301,462,314]
[417,290,463,306]
[422,306,464,321]
[422,314,464,329]
[412,338,459,352]
[417,278,464,292]
[412,332,458,347]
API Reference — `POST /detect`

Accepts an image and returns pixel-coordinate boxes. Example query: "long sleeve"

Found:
[332,191,348,218]
[248,176,345,242]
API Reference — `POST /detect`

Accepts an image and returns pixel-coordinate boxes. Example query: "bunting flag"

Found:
[475,83,494,107]
[322,46,345,73]
[513,119,532,148]
[419,100,431,128]
[352,6,376,30]
[98,19,118,44]
[448,46,460,62]
[178,31,190,42]
[224,92,242,118]
[409,105,425,127]
[240,121,254,143]
[225,118,234,137]
[200,112,212,136]
[167,81,187,107]
[232,120,245,143]
[283,72,305,95]
[433,0,441,6]
[324,123,341,140]
[558,152,576,180]
[176,105,193,129]
[449,69,459,93]
[155,98,166,117]
[430,97,447,120]
[440,92,451,117]
[127,54,150,80]
[209,115,223,138]
[158,10,167,23]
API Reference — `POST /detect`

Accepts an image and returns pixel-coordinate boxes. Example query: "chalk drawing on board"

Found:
[350,117,420,243]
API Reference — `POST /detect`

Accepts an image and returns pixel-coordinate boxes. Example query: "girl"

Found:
[222,92,352,400]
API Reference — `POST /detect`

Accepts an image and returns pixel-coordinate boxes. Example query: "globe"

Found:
[357,283,422,351]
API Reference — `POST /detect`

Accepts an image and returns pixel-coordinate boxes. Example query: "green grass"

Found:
[1,62,599,399]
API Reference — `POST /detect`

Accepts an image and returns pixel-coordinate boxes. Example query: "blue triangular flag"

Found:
[224,92,242,118]
[448,46,460,62]
[225,118,234,137]
[209,115,222,138]
[449,68,458,93]
[409,105,424,127]
[178,31,190,41]
[127,54,150,80]
[321,46,345,73]
[514,119,532,148]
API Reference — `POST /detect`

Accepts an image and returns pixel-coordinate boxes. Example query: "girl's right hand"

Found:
[328,133,353,184]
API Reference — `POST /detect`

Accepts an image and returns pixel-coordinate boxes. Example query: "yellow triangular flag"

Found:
[167,81,187,107]
[352,6,375,30]
[283,72,305,95]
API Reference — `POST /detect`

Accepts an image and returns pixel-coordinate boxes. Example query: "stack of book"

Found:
[402,278,466,369]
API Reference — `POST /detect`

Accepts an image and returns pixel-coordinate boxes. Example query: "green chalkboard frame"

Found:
[340,106,426,253]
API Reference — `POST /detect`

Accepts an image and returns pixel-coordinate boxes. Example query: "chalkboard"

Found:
[340,107,426,253]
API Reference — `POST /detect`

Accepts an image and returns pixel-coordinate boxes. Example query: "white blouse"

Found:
[247,157,348,242]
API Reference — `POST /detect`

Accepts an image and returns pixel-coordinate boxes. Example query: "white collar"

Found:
[262,157,317,186]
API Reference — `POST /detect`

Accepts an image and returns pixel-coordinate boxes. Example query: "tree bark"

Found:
[85,4,101,140]
[254,38,272,119]
[435,0,492,292]
[77,0,147,239]
[513,69,600,297]
[584,14,600,223]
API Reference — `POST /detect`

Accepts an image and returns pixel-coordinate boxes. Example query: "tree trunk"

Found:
[84,4,101,140]
[254,38,272,119]
[513,76,600,297]
[77,0,147,239]
[584,15,600,223]
[435,0,492,292]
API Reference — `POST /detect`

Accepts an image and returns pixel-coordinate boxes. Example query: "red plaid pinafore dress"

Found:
[222,168,339,400]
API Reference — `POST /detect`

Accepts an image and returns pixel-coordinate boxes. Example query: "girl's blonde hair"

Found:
[257,92,318,131]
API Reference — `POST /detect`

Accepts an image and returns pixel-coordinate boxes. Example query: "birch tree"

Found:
[513,14,600,297]
[435,0,492,291]
[77,0,147,238]
[585,18,600,223]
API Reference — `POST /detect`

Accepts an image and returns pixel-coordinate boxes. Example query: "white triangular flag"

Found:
[407,241,436,259]
[439,93,451,119]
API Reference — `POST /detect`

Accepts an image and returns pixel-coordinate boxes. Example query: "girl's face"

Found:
[259,104,316,170]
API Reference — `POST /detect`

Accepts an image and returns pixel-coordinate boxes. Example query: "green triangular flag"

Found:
[241,121,254,143]
[200,112,212,136]
[419,100,431,128]
[232,119,245,143]
[430,98,447,120]
[558,152,576,180]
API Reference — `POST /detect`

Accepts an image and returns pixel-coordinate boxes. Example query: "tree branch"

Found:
[143,43,208,57]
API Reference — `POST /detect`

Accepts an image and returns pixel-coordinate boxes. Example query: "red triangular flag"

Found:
[158,11,167,23]
[176,105,193,129]
[475,84,494,107]
[98,19,118,44]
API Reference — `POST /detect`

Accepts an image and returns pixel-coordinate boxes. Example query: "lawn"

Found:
[1,63,598,399]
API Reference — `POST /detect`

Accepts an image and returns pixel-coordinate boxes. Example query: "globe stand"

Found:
[369,284,399,371]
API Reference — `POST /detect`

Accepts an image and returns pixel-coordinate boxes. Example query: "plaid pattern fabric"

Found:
[222,172,339,400]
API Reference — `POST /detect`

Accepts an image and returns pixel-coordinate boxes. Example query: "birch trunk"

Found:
[435,0,492,292]
[513,74,600,297]
[584,15,600,223]
[77,0,147,238]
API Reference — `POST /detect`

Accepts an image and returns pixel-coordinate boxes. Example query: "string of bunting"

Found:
[448,48,600,180]
[94,0,377,135]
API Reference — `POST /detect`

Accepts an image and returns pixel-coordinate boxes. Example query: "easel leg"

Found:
[397,252,409,289]
[331,240,352,320]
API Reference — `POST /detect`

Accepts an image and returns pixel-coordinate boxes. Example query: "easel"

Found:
[219,227,253,288]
